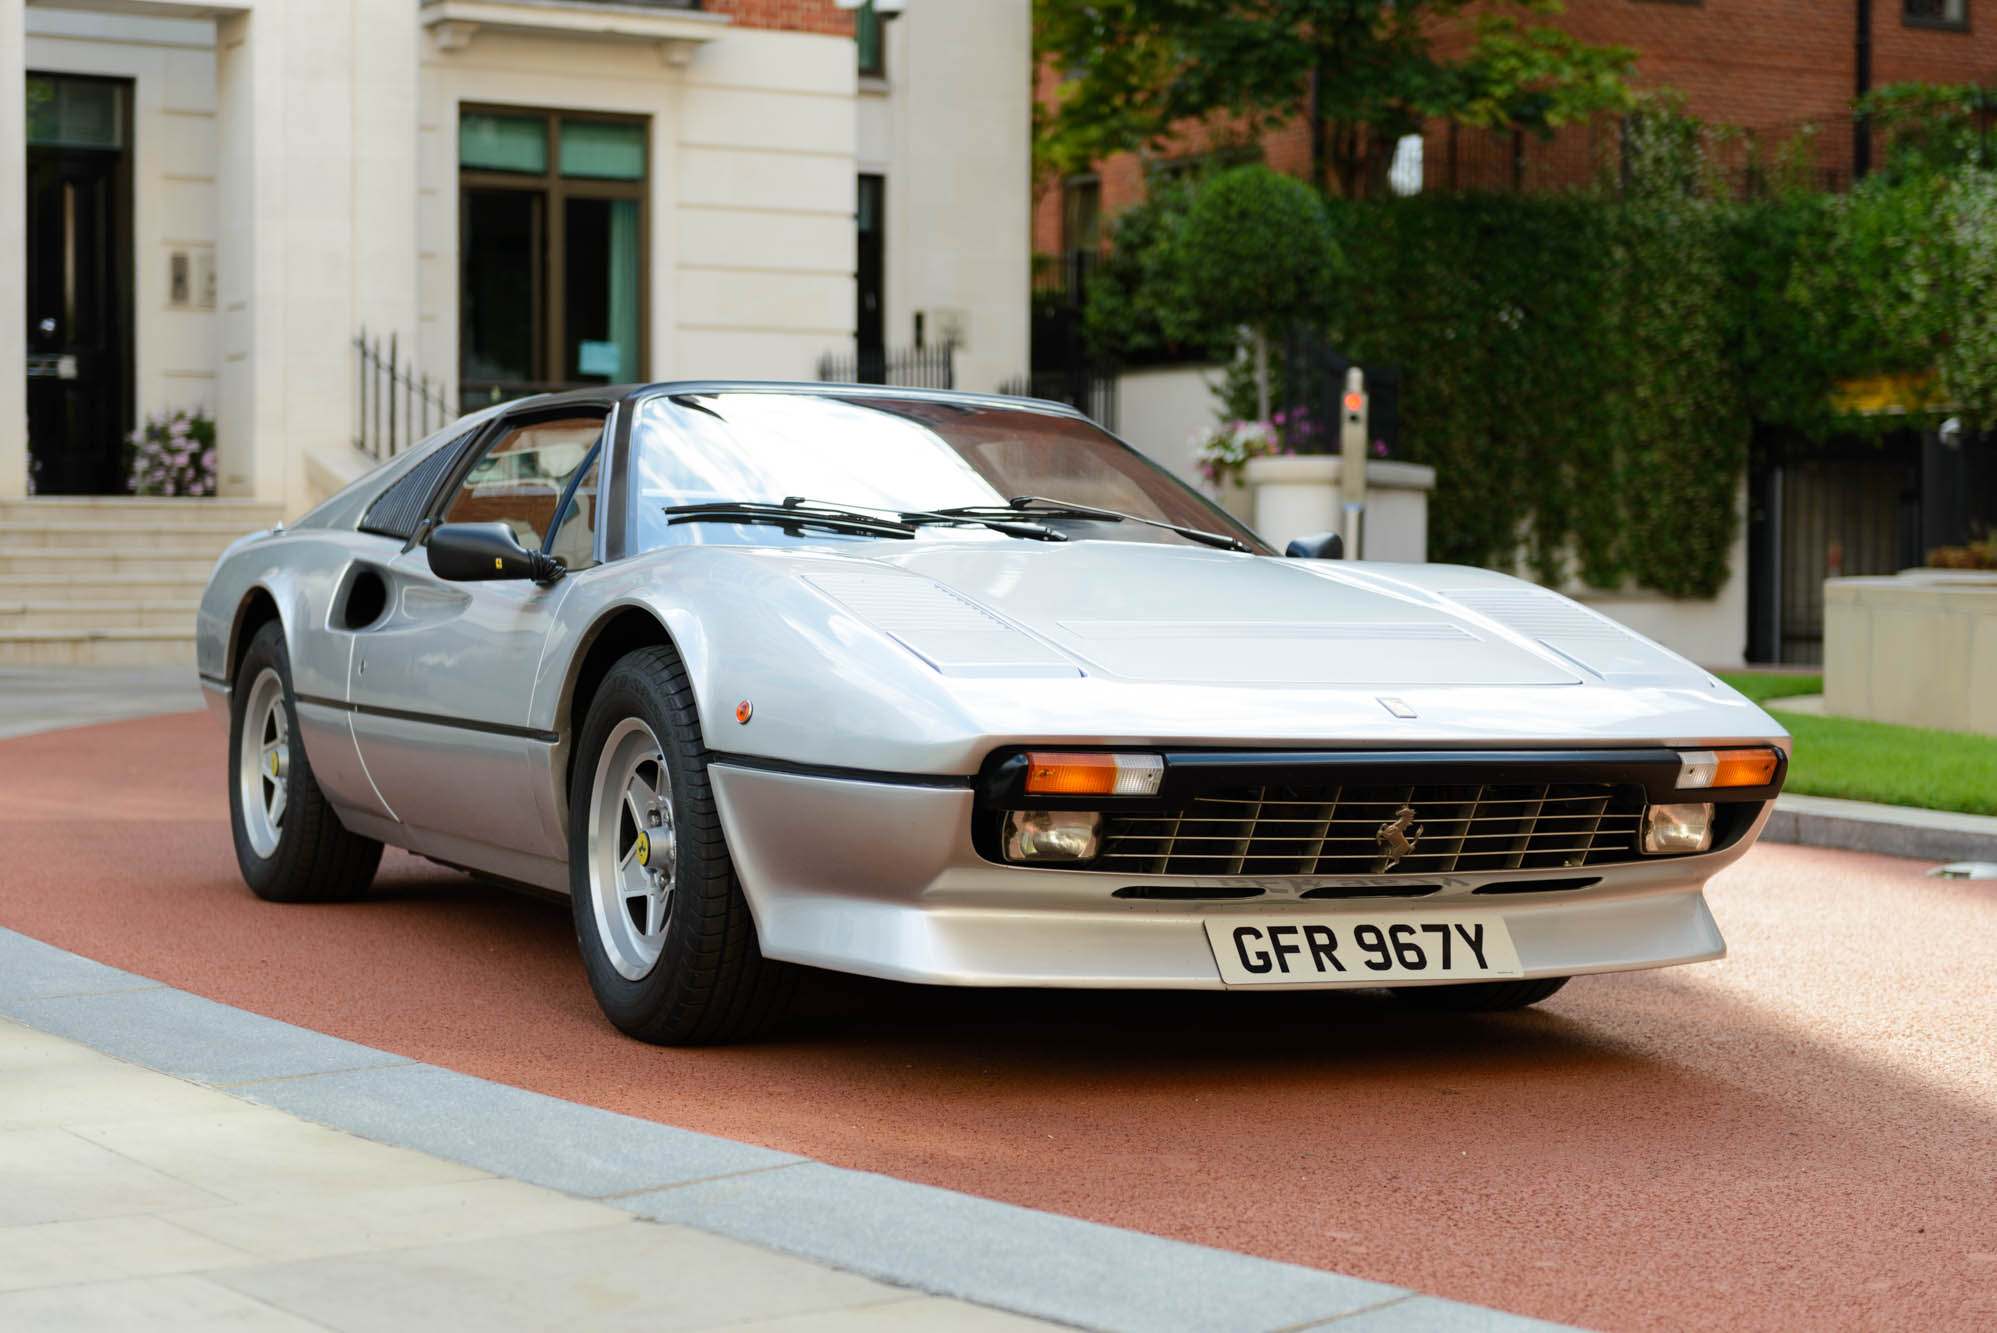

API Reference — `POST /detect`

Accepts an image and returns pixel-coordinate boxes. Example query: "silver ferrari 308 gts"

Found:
[197,383,1788,1043]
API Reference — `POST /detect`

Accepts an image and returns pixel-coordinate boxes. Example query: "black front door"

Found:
[25,74,133,495]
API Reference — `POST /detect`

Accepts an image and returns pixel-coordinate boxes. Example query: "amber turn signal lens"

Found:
[1677,747,1780,789]
[1022,752,1164,797]
[1711,748,1780,787]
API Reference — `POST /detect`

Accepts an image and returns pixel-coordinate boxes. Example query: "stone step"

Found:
[0,521,266,555]
[5,574,210,603]
[0,548,224,577]
[0,602,200,632]
[0,628,195,667]
[0,497,282,526]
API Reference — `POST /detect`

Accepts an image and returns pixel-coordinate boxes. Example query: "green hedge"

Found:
[1320,190,1746,597]
[1098,113,1997,599]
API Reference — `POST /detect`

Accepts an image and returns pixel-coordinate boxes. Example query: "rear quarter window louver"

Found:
[358,436,472,540]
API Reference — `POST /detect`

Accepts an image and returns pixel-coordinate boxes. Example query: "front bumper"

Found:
[709,763,1752,988]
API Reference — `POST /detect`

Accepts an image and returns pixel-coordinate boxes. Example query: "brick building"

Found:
[1037,0,1997,261]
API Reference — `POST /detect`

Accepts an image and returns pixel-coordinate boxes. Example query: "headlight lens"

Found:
[1643,802,1715,854]
[1004,810,1102,862]
[1677,747,1780,789]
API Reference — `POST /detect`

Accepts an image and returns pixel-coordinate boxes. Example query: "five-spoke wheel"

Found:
[568,644,794,1044]
[227,621,381,902]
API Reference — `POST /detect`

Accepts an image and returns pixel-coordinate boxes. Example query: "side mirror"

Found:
[427,522,564,584]
[1284,531,1344,560]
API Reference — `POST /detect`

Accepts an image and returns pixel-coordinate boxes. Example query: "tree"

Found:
[1178,165,1341,418]
[1035,0,1637,198]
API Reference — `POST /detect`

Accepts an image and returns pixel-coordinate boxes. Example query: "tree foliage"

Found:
[1179,166,1342,415]
[1035,0,1637,196]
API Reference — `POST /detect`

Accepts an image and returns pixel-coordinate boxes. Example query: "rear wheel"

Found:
[228,621,382,902]
[568,644,795,1044]
[1390,977,1570,1012]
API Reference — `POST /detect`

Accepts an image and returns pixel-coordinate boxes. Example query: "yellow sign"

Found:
[635,831,650,866]
[1830,370,1941,416]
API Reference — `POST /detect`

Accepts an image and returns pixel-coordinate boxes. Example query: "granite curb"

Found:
[0,928,1583,1333]
[1760,793,1997,864]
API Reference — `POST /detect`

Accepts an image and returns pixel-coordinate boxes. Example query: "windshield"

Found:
[628,391,1268,553]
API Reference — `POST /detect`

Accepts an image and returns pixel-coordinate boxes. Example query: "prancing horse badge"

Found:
[1375,804,1423,867]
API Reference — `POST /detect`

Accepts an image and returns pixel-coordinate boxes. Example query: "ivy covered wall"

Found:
[1089,104,1997,601]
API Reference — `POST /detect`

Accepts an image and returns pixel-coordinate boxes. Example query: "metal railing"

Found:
[355,329,453,460]
[997,369,1117,433]
[816,342,956,390]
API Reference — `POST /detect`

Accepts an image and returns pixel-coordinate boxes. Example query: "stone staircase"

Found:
[0,498,286,666]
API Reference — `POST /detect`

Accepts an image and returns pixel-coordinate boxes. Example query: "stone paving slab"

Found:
[1,984,407,1085]
[622,1161,1409,1333]
[241,1060,803,1199]
[0,666,201,739]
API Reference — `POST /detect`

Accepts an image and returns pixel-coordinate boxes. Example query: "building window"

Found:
[856,1,884,77]
[856,174,886,381]
[1905,0,1969,28]
[459,108,646,407]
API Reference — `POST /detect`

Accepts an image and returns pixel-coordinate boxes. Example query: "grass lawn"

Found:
[1716,671,1997,816]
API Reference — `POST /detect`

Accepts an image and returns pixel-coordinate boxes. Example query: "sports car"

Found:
[197,382,1789,1043]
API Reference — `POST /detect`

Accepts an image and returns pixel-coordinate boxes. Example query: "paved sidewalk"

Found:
[0,1017,1052,1333]
[0,930,1570,1333]
[0,667,200,740]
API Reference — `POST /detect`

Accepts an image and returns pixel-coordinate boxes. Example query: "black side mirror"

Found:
[1284,531,1344,560]
[427,522,564,584]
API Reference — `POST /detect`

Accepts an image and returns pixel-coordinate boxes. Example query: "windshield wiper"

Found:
[665,496,1072,544]
[925,496,1253,552]
[897,509,1068,542]
[662,497,1069,543]
[663,498,916,540]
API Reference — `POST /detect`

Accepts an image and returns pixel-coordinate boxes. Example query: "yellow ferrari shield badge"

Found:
[635,830,650,866]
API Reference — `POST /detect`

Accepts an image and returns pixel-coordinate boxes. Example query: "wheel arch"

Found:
[558,605,685,807]
[228,584,285,686]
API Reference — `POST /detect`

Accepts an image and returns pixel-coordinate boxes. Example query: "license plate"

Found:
[1204,913,1523,985]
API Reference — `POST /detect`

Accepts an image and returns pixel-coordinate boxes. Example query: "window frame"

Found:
[420,402,614,562]
[855,1,885,78]
[1903,0,1970,30]
[458,104,650,408]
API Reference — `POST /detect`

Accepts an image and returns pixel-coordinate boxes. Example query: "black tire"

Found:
[567,644,796,1044]
[1390,976,1571,1012]
[228,621,382,902]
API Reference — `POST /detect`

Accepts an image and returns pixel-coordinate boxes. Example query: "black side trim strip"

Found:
[198,672,229,690]
[295,692,559,744]
[707,751,974,790]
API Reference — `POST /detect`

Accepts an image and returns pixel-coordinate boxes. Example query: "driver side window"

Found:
[440,415,604,551]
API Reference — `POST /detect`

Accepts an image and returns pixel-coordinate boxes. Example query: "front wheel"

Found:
[228,622,382,902]
[568,644,795,1044]
[1390,976,1570,1012]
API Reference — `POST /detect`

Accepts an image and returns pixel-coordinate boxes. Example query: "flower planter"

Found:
[1242,454,1436,561]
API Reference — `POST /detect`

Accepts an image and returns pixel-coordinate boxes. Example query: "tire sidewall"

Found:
[567,657,717,1032]
[229,623,305,896]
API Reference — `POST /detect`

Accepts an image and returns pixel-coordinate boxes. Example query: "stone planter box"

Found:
[1241,454,1435,562]
[1823,571,1997,736]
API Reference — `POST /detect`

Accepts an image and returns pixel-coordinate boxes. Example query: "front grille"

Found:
[1096,782,1646,877]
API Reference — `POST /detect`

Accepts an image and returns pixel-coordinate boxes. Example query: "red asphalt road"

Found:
[3,711,1994,1331]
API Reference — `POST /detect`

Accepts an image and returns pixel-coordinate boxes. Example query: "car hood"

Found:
[800,539,1670,688]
